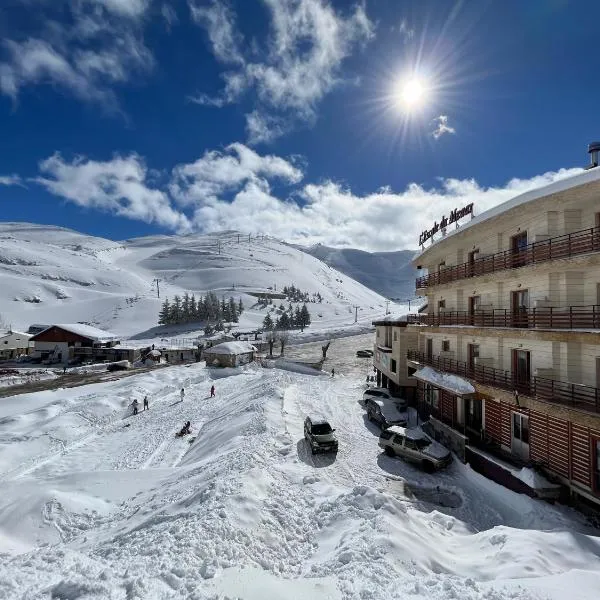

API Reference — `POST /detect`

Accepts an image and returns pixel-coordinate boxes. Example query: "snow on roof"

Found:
[203,341,257,355]
[51,324,119,342]
[386,425,428,440]
[416,166,600,259]
[412,366,475,396]
[0,331,31,339]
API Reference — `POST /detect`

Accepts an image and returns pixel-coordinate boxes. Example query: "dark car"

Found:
[365,398,408,429]
[356,349,374,358]
[304,416,338,455]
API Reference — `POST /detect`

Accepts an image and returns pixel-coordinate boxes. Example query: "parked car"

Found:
[378,426,452,472]
[304,416,338,455]
[365,398,408,429]
[356,349,373,358]
[107,361,130,372]
[363,387,407,409]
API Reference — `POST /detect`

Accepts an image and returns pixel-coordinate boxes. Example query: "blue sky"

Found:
[0,0,598,251]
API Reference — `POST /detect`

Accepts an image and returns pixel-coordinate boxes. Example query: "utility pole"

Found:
[153,278,161,298]
[354,305,359,323]
[237,234,240,243]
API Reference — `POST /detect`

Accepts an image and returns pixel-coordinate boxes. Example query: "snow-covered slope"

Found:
[0,352,598,598]
[0,224,395,338]
[301,244,417,301]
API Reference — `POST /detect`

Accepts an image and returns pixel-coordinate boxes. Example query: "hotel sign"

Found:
[419,203,474,246]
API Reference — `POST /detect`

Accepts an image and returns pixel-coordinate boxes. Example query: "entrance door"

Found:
[468,249,479,278]
[512,349,531,393]
[469,295,481,326]
[465,398,482,433]
[511,289,529,328]
[511,412,530,460]
[426,338,433,361]
[468,343,479,375]
[511,232,528,268]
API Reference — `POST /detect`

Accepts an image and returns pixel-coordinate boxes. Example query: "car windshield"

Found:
[416,438,431,449]
[312,423,332,435]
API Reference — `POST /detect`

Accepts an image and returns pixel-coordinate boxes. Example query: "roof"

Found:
[32,324,119,342]
[203,341,257,355]
[412,366,476,397]
[372,317,408,326]
[306,415,330,425]
[0,331,31,339]
[415,166,600,260]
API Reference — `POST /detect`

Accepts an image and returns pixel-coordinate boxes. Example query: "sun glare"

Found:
[398,77,427,110]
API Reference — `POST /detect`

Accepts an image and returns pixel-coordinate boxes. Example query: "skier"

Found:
[210,385,215,397]
[180,388,185,402]
[331,368,335,378]
[143,396,149,411]
[177,421,191,436]
[132,399,139,415]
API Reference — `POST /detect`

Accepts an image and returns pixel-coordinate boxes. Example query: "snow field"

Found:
[0,357,599,598]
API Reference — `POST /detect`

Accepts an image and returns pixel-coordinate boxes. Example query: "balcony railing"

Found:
[407,305,600,330]
[416,225,600,289]
[407,349,600,413]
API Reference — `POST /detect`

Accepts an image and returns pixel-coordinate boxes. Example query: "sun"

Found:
[398,77,427,110]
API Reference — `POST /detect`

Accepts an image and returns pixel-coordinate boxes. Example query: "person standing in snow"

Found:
[143,396,149,411]
[132,399,139,415]
[331,368,335,377]
[210,385,215,397]
[180,388,185,402]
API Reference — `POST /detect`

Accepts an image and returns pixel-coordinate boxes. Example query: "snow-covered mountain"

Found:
[0,223,397,338]
[300,244,417,301]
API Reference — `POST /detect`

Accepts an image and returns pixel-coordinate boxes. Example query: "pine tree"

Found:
[158,298,171,325]
[228,297,238,323]
[182,292,190,323]
[238,298,244,314]
[190,294,197,321]
[171,295,182,324]
[299,303,311,331]
[221,296,227,321]
[215,320,224,332]
[294,306,302,328]
[263,313,274,330]
[277,312,291,330]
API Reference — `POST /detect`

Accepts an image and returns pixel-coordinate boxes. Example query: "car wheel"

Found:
[385,447,395,457]
[422,460,435,473]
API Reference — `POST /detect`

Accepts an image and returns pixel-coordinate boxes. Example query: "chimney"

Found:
[587,141,600,169]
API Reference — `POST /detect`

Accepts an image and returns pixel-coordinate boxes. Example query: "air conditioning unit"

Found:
[473,357,495,367]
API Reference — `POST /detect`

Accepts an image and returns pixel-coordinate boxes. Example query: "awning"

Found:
[413,366,476,399]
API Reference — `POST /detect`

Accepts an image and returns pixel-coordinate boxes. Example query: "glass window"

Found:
[390,359,397,373]
[312,423,332,435]
[416,438,431,449]
[393,435,404,445]
[521,416,529,444]
[442,340,450,352]
[404,438,417,449]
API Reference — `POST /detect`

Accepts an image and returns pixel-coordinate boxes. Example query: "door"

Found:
[465,398,483,432]
[468,249,480,277]
[511,289,529,328]
[511,232,528,268]
[512,349,531,393]
[511,412,530,460]
[468,343,479,374]
[426,338,433,361]
[469,295,481,325]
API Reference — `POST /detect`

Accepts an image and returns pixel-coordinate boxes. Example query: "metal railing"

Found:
[416,225,600,288]
[407,305,600,329]
[407,349,600,413]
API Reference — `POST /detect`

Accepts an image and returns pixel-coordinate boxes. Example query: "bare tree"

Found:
[265,330,276,357]
[321,339,332,359]
[277,328,290,356]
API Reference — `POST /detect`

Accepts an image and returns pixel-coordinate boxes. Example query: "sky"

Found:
[0,0,598,252]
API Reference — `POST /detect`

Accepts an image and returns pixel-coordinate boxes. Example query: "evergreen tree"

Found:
[299,303,311,332]
[294,306,302,328]
[228,297,238,323]
[221,296,227,321]
[204,322,213,335]
[189,294,197,321]
[158,298,171,325]
[238,297,244,314]
[182,292,190,323]
[277,312,291,330]
[215,320,224,332]
[171,295,182,324]
[263,313,274,330]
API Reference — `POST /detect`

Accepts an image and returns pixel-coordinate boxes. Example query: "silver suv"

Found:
[362,387,407,410]
[365,398,407,429]
[378,426,452,472]
[304,416,338,455]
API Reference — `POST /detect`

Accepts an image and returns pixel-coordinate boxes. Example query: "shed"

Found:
[29,324,120,364]
[202,341,256,368]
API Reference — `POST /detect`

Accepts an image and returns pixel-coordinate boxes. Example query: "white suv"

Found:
[362,387,407,409]
[378,426,452,472]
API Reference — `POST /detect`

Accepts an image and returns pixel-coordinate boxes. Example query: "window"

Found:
[424,384,439,409]
[312,423,332,435]
[380,430,393,441]
[442,340,450,352]
[468,344,480,369]
[390,359,397,373]
[438,299,446,310]
[438,261,446,272]
[407,366,417,376]
[404,438,418,450]
[393,435,404,445]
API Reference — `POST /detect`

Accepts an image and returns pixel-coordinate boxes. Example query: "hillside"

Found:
[0,224,398,339]
[300,244,417,301]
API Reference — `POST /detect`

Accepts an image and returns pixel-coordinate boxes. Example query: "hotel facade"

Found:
[395,149,600,507]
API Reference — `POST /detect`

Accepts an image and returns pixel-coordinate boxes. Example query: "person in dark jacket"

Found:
[143,396,149,411]
[132,399,139,415]
[210,385,215,397]
[178,421,191,436]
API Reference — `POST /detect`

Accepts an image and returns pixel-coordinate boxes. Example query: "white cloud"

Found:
[35,153,191,232]
[170,142,303,205]
[161,4,179,30]
[190,0,375,143]
[432,115,455,140]
[0,175,24,187]
[0,1,154,106]
[245,111,289,145]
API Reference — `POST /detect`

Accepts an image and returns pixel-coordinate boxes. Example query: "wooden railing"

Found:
[407,305,600,329]
[416,225,600,289]
[407,350,600,413]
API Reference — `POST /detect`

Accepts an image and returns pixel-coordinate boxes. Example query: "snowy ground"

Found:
[0,335,599,599]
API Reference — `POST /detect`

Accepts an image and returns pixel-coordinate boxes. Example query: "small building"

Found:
[202,341,256,367]
[29,324,120,364]
[0,330,33,360]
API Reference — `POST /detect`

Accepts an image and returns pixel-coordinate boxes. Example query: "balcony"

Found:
[407,305,600,330]
[416,225,600,289]
[407,349,600,414]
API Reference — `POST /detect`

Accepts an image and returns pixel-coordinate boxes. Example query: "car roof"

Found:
[306,415,330,425]
[385,426,429,440]
[365,387,390,393]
